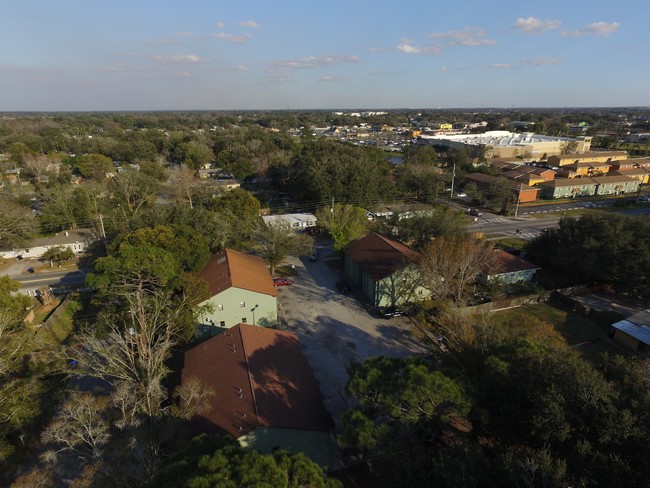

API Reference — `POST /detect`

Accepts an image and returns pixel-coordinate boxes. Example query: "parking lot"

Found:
[276,242,426,431]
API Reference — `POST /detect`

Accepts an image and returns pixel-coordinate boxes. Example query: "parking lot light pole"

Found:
[251,304,259,325]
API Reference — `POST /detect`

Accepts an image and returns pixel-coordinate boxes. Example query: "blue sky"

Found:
[1,0,647,111]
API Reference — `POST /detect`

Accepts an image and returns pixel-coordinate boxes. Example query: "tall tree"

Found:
[250,220,313,274]
[315,204,368,251]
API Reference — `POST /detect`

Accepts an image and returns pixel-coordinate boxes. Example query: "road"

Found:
[468,212,561,240]
[12,269,88,294]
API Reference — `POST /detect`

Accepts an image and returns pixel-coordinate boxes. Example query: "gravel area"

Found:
[276,242,426,433]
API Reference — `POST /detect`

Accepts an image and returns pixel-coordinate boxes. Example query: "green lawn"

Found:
[494,237,528,251]
[493,302,626,360]
[34,297,79,346]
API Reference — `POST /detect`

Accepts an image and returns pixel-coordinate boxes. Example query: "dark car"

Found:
[380,307,405,318]
[336,281,350,294]
[273,277,294,287]
[309,251,320,262]
[467,208,482,217]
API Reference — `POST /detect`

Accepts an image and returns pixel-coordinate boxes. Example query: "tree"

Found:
[341,356,474,460]
[118,224,210,273]
[41,391,111,464]
[390,208,468,250]
[315,204,368,251]
[250,220,313,274]
[168,165,201,209]
[76,153,113,180]
[151,435,341,488]
[42,245,74,267]
[419,236,495,302]
[108,168,161,220]
[0,196,33,251]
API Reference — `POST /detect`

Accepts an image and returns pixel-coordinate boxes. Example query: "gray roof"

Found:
[28,229,96,247]
[611,320,650,346]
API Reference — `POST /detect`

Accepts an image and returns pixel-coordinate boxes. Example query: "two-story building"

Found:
[196,249,278,334]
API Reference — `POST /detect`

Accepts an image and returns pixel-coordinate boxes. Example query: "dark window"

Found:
[241,318,247,323]
[219,321,225,327]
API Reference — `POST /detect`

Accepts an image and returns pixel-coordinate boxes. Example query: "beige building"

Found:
[547,151,628,167]
[419,131,591,159]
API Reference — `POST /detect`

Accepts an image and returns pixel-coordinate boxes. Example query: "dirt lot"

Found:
[276,242,426,433]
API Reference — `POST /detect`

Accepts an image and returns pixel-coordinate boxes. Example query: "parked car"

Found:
[467,208,482,217]
[309,251,320,262]
[336,281,351,294]
[273,277,294,287]
[455,192,467,198]
[380,307,405,318]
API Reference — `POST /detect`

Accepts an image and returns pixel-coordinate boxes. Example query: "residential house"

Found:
[0,229,96,259]
[610,310,650,353]
[547,151,627,167]
[591,175,640,196]
[558,161,610,178]
[343,233,429,308]
[182,323,334,467]
[262,213,317,230]
[196,249,278,334]
[538,178,598,199]
[477,250,541,285]
[608,168,650,185]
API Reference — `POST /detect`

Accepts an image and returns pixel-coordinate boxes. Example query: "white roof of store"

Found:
[420,131,574,147]
[262,213,317,226]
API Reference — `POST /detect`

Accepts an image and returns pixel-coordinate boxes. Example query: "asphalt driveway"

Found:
[276,242,426,432]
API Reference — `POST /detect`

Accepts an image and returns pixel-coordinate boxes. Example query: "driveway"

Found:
[276,242,426,432]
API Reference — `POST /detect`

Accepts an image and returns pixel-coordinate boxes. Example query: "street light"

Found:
[250,304,259,325]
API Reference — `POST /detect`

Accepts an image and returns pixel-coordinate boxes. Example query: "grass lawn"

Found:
[34,296,80,346]
[494,237,529,251]
[493,302,626,360]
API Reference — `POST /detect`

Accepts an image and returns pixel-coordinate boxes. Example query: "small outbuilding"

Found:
[610,310,650,353]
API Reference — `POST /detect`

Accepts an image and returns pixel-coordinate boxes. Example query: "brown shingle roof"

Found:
[344,233,419,281]
[181,323,333,438]
[197,249,278,298]
[485,250,541,276]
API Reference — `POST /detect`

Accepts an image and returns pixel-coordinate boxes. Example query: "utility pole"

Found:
[449,163,456,206]
[513,184,522,220]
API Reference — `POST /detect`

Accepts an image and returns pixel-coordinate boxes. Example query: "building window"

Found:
[218,304,224,311]
[240,301,246,308]
[241,318,247,323]
[219,321,225,327]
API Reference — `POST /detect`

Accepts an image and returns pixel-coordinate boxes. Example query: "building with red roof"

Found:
[196,249,278,334]
[181,323,334,467]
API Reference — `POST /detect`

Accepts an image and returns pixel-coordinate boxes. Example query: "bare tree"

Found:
[41,391,111,464]
[420,236,495,303]
[20,153,54,181]
[0,197,33,250]
[108,168,161,219]
[167,165,201,209]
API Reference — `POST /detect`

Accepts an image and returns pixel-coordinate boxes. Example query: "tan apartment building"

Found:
[547,151,627,167]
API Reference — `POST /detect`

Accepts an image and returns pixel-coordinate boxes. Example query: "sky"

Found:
[1,0,648,111]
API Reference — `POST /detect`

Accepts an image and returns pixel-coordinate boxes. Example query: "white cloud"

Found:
[428,26,496,46]
[395,38,442,55]
[440,66,449,72]
[490,63,511,69]
[319,75,345,82]
[210,32,252,43]
[396,42,422,54]
[234,65,248,72]
[239,20,259,28]
[513,17,561,34]
[562,21,620,37]
[216,21,226,29]
[174,31,197,38]
[271,55,360,70]
[367,47,384,53]
[524,56,561,65]
[150,54,203,63]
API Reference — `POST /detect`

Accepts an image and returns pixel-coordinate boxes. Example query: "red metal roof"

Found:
[197,249,278,298]
[181,323,333,438]
[344,233,419,281]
